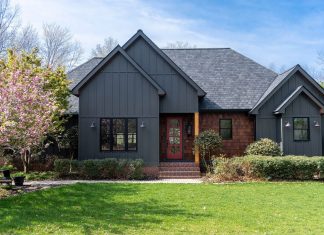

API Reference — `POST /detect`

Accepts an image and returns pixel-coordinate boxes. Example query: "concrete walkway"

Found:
[26,178,203,186]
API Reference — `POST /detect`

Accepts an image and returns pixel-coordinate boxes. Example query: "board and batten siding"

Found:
[78,52,160,165]
[256,71,323,155]
[125,37,199,113]
[282,94,321,155]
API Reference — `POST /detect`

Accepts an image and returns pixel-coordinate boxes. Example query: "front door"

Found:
[166,117,183,159]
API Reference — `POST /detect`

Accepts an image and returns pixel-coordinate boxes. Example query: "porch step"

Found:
[159,162,201,179]
[159,162,196,167]
[159,166,199,172]
[159,175,201,179]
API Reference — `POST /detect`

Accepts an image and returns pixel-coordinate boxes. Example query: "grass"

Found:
[0,182,324,234]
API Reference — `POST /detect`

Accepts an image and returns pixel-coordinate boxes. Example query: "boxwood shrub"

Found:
[213,155,324,181]
[245,138,282,156]
[54,158,144,180]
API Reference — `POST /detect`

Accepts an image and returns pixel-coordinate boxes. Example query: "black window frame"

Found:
[293,117,310,142]
[219,119,232,140]
[100,118,137,152]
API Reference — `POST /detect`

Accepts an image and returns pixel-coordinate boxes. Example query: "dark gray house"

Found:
[68,30,324,178]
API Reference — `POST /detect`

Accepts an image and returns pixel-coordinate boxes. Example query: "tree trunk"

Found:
[21,150,29,173]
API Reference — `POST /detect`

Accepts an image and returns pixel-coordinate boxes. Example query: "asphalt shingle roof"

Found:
[162,48,277,110]
[67,48,278,113]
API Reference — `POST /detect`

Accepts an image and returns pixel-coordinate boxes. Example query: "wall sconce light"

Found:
[314,121,320,127]
[140,121,145,128]
[285,121,291,128]
[90,122,96,128]
[186,123,192,136]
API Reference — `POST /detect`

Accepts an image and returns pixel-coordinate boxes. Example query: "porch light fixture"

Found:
[186,123,192,136]
[285,121,291,128]
[314,121,320,127]
[90,122,96,128]
[140,121,145,128]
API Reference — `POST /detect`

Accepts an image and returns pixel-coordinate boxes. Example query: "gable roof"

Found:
[67,57,102,114]
[72,45,165,96]
[250,64,324,114]
[274,86,324,114]
[163,48,277,110]
[123,30,206,97]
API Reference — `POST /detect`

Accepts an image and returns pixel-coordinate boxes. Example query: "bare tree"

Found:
[0,0,19,57]
[40,23,83,70]
[91,37,118,57]
[165,41,197,49]
[13,24,39,53]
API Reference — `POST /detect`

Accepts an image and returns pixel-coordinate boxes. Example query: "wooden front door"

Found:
[166,117,183,159]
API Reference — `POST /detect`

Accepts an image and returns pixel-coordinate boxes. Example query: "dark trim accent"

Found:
[274,86,324,114]
[219,119,233,140]
[100,118,138,152]
[293,117,310,142]
[250,65,324,114]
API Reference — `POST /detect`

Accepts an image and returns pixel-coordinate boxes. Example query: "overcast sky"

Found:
[11,0,324,74]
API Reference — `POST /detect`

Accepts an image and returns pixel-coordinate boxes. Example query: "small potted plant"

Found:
[12,172,25,186]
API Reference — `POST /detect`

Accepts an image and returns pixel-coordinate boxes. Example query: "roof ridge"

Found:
[277,65,297,75]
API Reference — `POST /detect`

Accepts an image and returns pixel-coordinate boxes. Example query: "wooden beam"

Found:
[194,112,200,166]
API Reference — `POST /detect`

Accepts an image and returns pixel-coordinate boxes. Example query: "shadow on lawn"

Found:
[0,183,208,234]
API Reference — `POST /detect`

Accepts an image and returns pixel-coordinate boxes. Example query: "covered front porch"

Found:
[158,113,201,178]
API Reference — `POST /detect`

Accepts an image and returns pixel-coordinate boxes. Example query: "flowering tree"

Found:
[0,54,64,172]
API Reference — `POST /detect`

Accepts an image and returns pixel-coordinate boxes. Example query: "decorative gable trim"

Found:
[250,65,324,114]
[274,86,324,114]
[123,30,206,97]
[72,45,165,96]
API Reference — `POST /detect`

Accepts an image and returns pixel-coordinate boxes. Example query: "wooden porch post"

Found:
[194,112,200,166]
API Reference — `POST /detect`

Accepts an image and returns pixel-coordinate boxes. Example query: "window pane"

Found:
[294,130,309,141]
[113,119,125,150]
[128,119,137,151]
[294,118,308,129]
[220,119,232,128]
[220,129,232,139]
[100,119,110,151]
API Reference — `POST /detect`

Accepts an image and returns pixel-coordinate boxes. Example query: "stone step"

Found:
[159,166,200,172]
[159,162,196,167]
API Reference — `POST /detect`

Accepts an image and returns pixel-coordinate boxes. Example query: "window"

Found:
[100,118,137,151]
[293,117,310,141]
[220,119,232,140]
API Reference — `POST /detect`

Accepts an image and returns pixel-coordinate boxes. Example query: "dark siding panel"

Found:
[78,51,160,165]
[126,37,198,113]
[256,72,323,156]
[283,95,321,156]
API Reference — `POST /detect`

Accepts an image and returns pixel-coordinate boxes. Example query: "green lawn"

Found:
[0,182,324,234]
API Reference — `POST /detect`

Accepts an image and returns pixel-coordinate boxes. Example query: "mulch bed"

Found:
[0,184,56,199]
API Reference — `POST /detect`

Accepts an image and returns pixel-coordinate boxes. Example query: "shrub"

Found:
[211,155,324,182]
[54,159,80,176]
[129,159,144,179]
[53,158,144,180]
[81,160,102,179]
[194,130,222,172]
[245,138,281,156]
